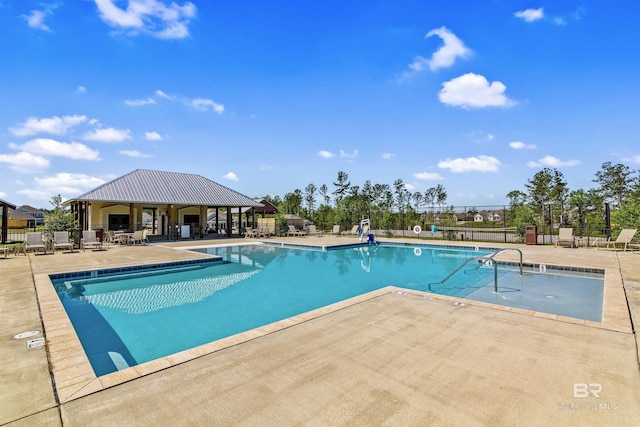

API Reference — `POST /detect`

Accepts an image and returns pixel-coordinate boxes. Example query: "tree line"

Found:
[264,162,640,238]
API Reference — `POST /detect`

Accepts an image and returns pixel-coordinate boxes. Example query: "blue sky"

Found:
[1,1,638,209]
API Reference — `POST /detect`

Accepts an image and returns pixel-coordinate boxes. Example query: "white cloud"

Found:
[622,154,640,164]
[94,0,197,40]
[155,89,173,99]
[9,115,87,136]
[509,141,537,150]
[515,8,544,22]
[23,9,53,32]
[119,150,153,158]
[414,172,444,180]
[439,73,515,109]
[318,150,334,159]
[438,155,501,173]
[0,191,6,198]
[83,127,132,142]
[76,86,87,94]
[382,153,395,160]
[33,173,106,197]
[191,98,224,114]
[0,151,50,173]
[9,138,100,161]
[144,131,163,141]
[224,172,239,181]
[424,27,472,71]
[125,97,156,106]
[258,163,273,171]
[400,27,471,81]
[339,149,359,159]
[527,155,580,168]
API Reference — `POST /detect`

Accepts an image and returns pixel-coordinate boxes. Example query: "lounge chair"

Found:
[554,228,575,248]
[595,229,637,251]
[287,225,305,236]
[330,224,340,236]
[53,231,74,253]
[307,225,322,237]
[81,230,104,251]
[341,225,359,237]
[1,246,9,258]
[25,232,48,255]
[258,227,272,238]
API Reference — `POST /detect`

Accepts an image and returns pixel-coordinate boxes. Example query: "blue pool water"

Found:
[51,243,603,376]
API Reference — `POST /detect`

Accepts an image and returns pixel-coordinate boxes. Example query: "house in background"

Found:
[16,205,45,225]
[8,208,35,228]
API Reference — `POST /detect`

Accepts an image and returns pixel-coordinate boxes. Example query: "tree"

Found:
[593,162,634,206]
[524,168,568,226]
[44,194,74,242]
[319,184,330,206]
[435,184,447,213]
[304,183,317,220]
[332,171,350,205]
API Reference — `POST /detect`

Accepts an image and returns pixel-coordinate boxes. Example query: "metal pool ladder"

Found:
[434,248,523,293]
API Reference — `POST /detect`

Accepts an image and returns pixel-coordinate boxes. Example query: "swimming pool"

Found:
[51,243,603,376]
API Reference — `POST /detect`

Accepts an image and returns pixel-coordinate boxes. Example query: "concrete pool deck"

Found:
[1,236,640,425]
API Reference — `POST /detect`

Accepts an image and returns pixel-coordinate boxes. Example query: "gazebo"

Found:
[66,169,264,239]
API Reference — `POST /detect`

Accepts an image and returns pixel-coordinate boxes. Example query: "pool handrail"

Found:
[432,248,523,293]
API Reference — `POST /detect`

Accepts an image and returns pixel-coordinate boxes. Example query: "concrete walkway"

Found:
[1,237,639,426]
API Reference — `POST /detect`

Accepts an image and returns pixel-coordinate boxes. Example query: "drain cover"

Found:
[14,331,41,339]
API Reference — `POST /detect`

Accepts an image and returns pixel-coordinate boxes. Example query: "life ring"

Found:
[414,247,422,256]
[413,225,422,234]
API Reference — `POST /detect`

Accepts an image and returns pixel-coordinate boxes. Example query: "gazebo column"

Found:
[129,203,135,231]
[199,205,206,238]
[167,204,173,240]
[226,206,232,237]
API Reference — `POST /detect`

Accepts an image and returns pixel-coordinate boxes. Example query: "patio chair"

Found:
[307,225,322,237]
[53,231,74,253]
[244,228,257,238]
[595,229,637,251]
[81,230,104,251]
[554,228,575,248]
[25,232,48,255]
[287,225,305,236]
[1,246,9,258]
[341,225,359,237]
[330,224,341,236]
[131,230,147,245]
